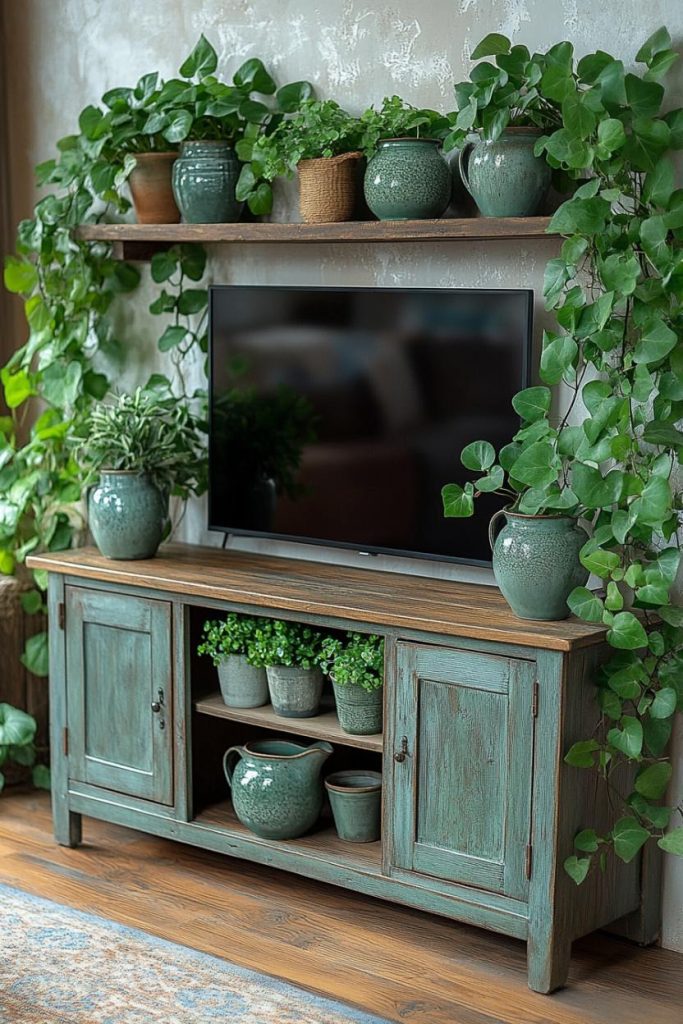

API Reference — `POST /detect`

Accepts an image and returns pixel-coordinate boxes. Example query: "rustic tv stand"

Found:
[30,543,659,993]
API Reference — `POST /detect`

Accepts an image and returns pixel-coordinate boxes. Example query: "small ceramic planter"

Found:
[128,152,180,224]
[364,138,451,220]
[332,680,383,736]
[458,128,551,217]
[217,654,268,709]
[325,770,382,843]
[172,140,243,223]
[490,509,589,621]
[297,151,361,223]
[88,470,167,560]
[266,665,324,718]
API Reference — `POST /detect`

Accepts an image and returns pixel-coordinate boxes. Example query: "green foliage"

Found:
[249,619,324,670]
[442,27,683,877]
[358,96,451,155]
[0,703,49,794]
[319,632,385,691]
[197,614,268,667]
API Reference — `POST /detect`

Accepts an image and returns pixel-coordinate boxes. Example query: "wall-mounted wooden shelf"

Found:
[74,217,555,260]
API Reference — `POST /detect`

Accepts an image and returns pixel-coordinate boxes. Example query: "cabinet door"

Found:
[66,587,173,805]
[390,642,534,900]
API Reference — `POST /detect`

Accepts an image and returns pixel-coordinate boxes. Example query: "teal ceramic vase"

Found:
[459,128,551,217]
[217,655,268,709]
[266,666,323,719]
[332,680,383,736]
[325,770,382,843]
[364,138,451,220]
[172,140,243,223]
[490,510,589,621]
[223,739,333,839]
[88,471,167,561]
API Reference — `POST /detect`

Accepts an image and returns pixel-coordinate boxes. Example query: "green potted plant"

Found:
[246,99,364,223]
[325,769,382,843]
[197,614,269,708]
[359,96,452,220]
[250,619,324,718]
[320,632,385,735]
[77,387,206,560]
[0,703,49,793]
[443,35,564,216]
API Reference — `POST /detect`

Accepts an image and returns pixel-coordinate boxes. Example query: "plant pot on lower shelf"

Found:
[217,654,268,708]
[325,770,382,843]
[332,680,383,735]
[297,152,361,223]
[88,470,168,560]
[128,152,180,224]
[266,665,324,718]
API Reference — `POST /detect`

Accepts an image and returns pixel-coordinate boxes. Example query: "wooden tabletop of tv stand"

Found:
[29,544,605,652]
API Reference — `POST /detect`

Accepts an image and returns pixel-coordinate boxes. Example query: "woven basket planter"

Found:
[297,151,361,223]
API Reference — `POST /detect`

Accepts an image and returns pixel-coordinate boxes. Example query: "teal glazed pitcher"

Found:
[490,510,589,621]
[458,128,551,217]
[223,739,333,840]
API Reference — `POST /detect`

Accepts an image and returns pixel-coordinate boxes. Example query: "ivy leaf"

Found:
[177,289,208,315]
[597,117,626,152]
[543,258,570,307]
[643,158,675,207]
[471,33,511,60]
[4,257,38,295]
[635,26,672,66]
[564,855,591,885]
[608,716,644,758]
[606,612,648,651]
[574,828,600,853]
[580,544,620,577]
[441,483,474,518]
[612,816,651,863]
[158,326,187,352]
[0,703,37,746]
[179,34,218,79]
[540,333,578,385]
[572,463,623,509]
[635,761,672,799]
[162,109,193,143]
[509,441,559,489]
[20,632,49,677]
[276,81,314,113]
[460,441,495,472]
[658,828,683,855]
[150,250,179,283]
[512,387,551,423]
[565,739,600,767]
[233,58,277,95]
[633,318,678,364]
[650,687,677,720]
[567,587,604,622]
[32,764,51,790]
[474,465,504,493]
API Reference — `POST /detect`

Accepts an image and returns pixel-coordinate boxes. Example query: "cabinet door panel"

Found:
[391,642,534,899]
[66,587,173,805]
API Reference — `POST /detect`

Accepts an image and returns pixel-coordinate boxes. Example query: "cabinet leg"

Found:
[527,931,572,994]
[54,808,82,848]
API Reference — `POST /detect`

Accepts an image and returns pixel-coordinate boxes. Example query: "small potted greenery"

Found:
[360,96,452,220]
[77,388,206,561]
[443,35,563,216]
[197,614,269,708]
[245,99,364,223]
[320,632,384,735]
[251,619,324,718]
[0,703,50,793]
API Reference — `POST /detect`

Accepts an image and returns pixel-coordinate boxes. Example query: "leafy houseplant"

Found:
[77,387,206,560]
[0,704,50,793]
[245,100,364,223]
[360,97,452,220]
[320,632,385,735]
[251,619,325,719]
[444,28,683,875]
[198,615,269,708]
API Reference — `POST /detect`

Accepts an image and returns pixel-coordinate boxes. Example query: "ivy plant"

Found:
[0,703,50,793]
[319,632,385,691]
[442,27,683,876]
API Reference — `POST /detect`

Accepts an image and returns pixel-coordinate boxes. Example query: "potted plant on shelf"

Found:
[197,614,269,708]
[244,99,364,223]
[359,96,452,220]
[320,632,385,735]
[76,388,206,560]
[443,34,565,216]
[250,619,324,718]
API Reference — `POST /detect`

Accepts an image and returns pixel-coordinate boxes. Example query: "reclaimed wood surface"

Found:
[0,790,680,1024]
[195,692,383,753]
[28,544,606,652]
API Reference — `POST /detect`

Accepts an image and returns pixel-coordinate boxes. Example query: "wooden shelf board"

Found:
[194,798,383,874]
[195,692,383,753]
[74,217,556,259]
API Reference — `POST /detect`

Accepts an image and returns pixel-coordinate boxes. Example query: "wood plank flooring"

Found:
[0,790,680,1024]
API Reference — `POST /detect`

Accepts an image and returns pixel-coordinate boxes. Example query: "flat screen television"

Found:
[209,285,532,566]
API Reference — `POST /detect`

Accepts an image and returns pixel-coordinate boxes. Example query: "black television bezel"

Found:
[208,284,533,567]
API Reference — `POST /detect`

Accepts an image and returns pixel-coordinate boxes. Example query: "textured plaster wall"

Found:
[3,0,682,950]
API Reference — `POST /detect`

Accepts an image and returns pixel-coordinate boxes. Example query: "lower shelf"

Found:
[194,799,383,874]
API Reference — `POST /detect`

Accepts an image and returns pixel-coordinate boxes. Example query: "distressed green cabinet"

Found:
[31,545,660,995]
[390,643,534,900]
[65,587,173,806]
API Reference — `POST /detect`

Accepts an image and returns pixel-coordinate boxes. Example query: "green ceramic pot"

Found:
[364,138,451,221]
[88,470,167,560]
[217,654,268,709]
[266,665,324,718]
[172,140,243,223]
[332,680,383,736]
[459,128,551,217]
[224,739,333,839]
[490,510,589,621]
[325,770,382,843]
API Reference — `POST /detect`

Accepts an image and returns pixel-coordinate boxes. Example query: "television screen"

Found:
[209,286,532,565]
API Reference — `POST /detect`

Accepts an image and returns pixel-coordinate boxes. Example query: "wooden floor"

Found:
[0,790,680,1024]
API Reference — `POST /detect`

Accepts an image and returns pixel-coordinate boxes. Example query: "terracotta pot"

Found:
[129,152,180,224]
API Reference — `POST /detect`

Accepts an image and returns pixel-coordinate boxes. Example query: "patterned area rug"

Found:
[0,883,392,1024]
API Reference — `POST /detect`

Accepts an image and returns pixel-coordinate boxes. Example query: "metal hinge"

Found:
[525,843,533,879]
[58,602,65,630]
[62,727,69,757]
[531,679,539,718]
